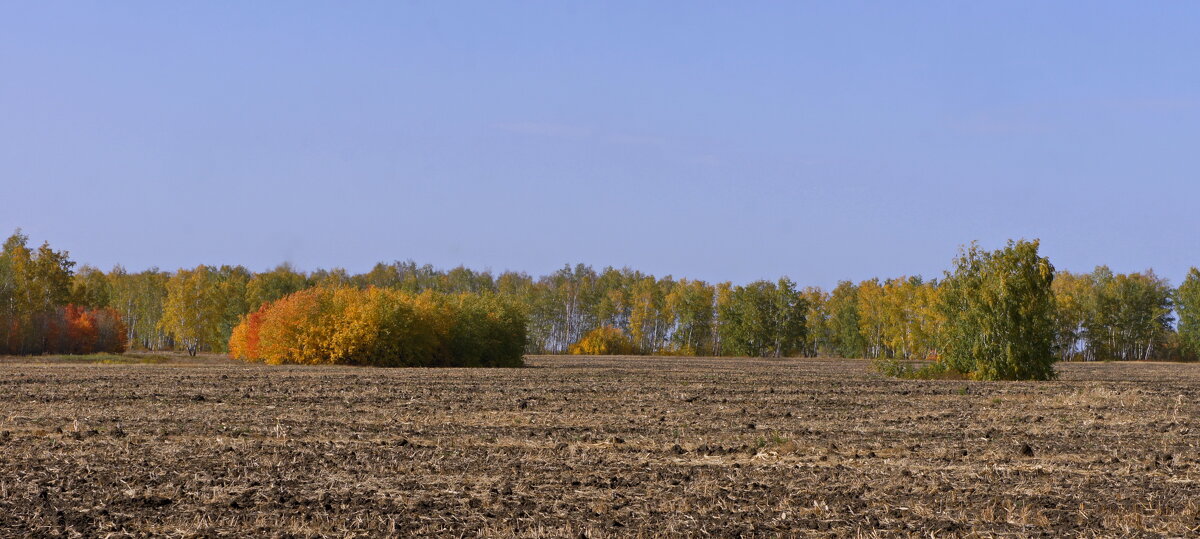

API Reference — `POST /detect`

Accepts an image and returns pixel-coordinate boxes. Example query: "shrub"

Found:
[228,287,526,367]
[569,326,636,355]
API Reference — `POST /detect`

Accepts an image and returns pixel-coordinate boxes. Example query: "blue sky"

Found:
[2,2,1197,287]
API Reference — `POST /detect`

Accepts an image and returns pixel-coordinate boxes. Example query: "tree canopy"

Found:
[3,229,1198,370]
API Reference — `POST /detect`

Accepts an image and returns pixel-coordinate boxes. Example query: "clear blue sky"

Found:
[2,2,1197,288]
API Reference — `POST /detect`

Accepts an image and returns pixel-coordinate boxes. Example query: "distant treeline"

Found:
[2,228,1198,362]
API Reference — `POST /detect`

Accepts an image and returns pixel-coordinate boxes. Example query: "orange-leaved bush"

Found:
[40,305,128,355]
[228,287,525,367]
[568,326,636,355]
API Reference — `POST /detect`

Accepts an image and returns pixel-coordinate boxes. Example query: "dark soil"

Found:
[1,355,1197,536]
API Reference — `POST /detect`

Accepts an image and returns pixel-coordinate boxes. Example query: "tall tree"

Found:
[1,232,75,354]
[0,232,25,353]
[856,279,889,359]
[665,278,715,355]
[109,267,170,350]
[217,265,252,347]
[718,280,775,357]
[936,240,1057,381]
[771,277,807,358]
[1051,271,1093,361]
[246,263,309,311]
[160,265,227,356]
[1177,268,1200,359]
[1083,268,1173,361]
[826,281,867,358]
[71,265,112,308]
[800,286,830,357]
[629,276,671,353]
[718,280,805,357]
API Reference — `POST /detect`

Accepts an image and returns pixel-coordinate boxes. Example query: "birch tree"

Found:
[160,265,227,356]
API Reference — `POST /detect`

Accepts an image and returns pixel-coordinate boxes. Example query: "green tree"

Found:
[718,279,806,357]
[593,267,633,331]
[246,263,309,311]
[825,281,867,358]
[1178,268,1200,358]
[216,265,252,348]
[936,240,1057,381]
[310,267,352,289]
[530,264,601,353]
[771,277,807,358]
[23,240,76,316]
[718,280,775,357]
[71,265,112,308]
[441,266,496,294]
[0,232,26,353]
[1082,268,1173,361]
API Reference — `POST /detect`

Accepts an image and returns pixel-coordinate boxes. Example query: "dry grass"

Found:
[0,355,1197,536]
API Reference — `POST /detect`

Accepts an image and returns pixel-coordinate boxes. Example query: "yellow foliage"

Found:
[228,287,525,367]
[569,326,635,355]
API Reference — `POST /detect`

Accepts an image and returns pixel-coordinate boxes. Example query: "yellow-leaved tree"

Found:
[159,265,227,356]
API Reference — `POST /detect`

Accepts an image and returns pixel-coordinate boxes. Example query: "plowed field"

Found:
[1,355,1197,537]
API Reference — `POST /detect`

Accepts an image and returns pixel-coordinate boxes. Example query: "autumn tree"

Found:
[109,267,170,350]
[593,267,633,331]
[1051,271,1093,361]
[856,278,889,359]
[0,231,76,354]
[799,286,830,357]
[1050,267,1175,361]
[160,265,228,356]
[877,277,940,360]
[230,287,525,367]
[0,230,130,356]
[629,276,673,353]
[527,264,601,353]
[665,278,715,355]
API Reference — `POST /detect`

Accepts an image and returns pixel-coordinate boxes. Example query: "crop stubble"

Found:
[0,355,1197,537]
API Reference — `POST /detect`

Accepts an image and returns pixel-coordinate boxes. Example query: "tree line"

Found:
[3,229,1199,364]
[0,232,126,355]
